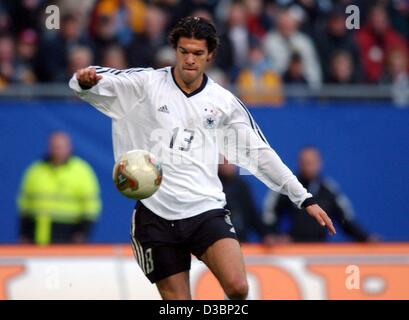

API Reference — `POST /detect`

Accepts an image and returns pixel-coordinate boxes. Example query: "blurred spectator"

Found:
[168,0,220,30]
[6,0,43,34]
[293,0,332,36]
[101,45,128,69]
[317,7,362,83]
[219,162,274,245]
[244,0,272,38]
[216,1,250,79]
[0,33,16,87]
[263,146,377,243]
[236,38,283,105]
[123,0,147,34]
[283,51,308,84]
[355,5,408,83]
[17,132,101,245]
[190,7,214,22]
[268,0,335,36]
[54,0,95,24]
[0,0,407,87]
[155,45,176,69]
[127,5,168,68]
[15,29,39,84]
[263,7,322,88]
[387,0,409,40]
[66,46,94,81]
[207,66,229,87]
[381,47,409,83]
[88,0,133,45]
[35,13,91,82]
[327,50,357,84]
[0,5,11,34]
[382,47,409,106]
[90,13,120,65]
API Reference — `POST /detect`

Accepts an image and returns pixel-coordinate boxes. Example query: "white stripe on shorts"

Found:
[131,209,146,274]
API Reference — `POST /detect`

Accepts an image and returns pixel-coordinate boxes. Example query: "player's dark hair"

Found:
[168,16,219,54]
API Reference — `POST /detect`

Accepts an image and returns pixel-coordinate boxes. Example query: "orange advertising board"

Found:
[0,244,408,300]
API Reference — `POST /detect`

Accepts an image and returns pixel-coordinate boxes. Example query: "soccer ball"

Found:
[112,150,163,200]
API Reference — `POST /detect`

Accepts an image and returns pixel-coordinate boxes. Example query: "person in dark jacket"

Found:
[219,162,274,245]
[126,5,168,69]
[316,7,363,84]
[263,146,377,243]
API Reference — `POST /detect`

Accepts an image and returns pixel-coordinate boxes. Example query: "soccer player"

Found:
[69,16,336,300]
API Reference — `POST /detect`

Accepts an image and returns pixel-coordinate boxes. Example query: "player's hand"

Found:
[76,67,102,89]
[305,204,336,236]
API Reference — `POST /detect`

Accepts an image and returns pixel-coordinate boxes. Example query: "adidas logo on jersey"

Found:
[158,105,170,113]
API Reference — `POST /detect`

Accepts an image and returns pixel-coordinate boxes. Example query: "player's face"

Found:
[174,37,213,86]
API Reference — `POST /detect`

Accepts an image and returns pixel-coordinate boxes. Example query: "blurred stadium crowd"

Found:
[0,0,408,90]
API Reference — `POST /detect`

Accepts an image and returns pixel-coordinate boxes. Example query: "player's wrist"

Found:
[301,197,317,208]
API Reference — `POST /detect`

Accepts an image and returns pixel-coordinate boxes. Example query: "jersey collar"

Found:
[170,67,208,98]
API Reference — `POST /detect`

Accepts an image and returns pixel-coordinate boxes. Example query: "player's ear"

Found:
[207,52,214,62]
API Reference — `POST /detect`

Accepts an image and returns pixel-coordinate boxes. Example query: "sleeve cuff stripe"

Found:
[301,197,317,208]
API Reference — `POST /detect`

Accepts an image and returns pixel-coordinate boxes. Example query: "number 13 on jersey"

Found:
[169,127,195,151]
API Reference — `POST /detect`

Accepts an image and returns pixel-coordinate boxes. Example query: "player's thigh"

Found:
[156,270,191,300]
[199,238,248,294]
[130,205,192,287]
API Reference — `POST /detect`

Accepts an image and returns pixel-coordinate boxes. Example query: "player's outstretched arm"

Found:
[305,204,337,235]
[76,67,102,89]
[69,66,151,119]
[223,96,336,238]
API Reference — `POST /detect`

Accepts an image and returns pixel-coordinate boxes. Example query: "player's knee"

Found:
[225,278,248,300]
[156,275,191,300]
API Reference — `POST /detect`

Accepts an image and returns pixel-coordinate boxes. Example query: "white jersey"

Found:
[69,66,313,220]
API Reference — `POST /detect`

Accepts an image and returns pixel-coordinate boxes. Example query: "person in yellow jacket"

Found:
[17,132,102,245]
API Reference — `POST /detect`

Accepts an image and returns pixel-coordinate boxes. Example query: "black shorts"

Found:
[130,202,238,283]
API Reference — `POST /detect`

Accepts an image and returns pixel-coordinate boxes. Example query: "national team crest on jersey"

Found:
[203,108,218,129]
